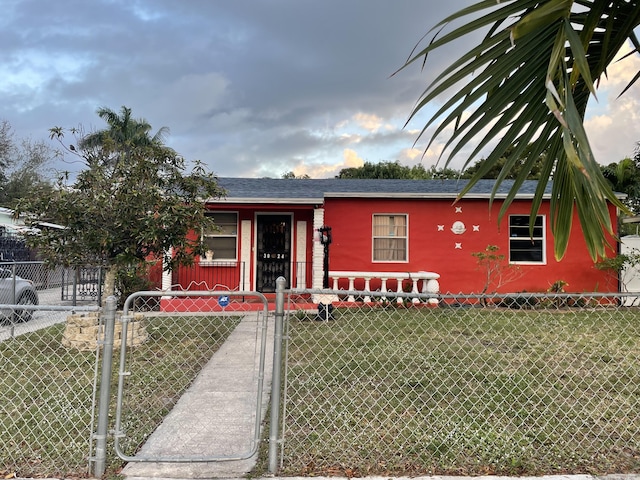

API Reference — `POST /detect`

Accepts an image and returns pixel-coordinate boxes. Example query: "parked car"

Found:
[0,268,39,323]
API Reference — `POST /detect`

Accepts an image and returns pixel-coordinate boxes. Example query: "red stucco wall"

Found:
[323,197,618,294]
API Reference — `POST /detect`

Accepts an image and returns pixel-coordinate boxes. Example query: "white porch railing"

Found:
[328,270,440,304]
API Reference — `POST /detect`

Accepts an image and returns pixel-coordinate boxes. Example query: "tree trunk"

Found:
[102,266,117,306]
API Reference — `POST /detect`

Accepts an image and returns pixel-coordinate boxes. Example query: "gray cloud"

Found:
[2,0,476,178]
[3,0,635,181]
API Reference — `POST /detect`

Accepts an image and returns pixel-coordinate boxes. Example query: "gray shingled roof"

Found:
[213,177,551,203]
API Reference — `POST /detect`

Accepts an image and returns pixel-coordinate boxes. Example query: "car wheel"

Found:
[13,292,37,323]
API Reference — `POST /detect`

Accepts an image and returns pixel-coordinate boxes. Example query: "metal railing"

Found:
[0,229,31,262]
[173,261,247,291]
[171,261,312,292]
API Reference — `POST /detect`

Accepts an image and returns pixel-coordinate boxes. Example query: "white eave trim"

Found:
[207,191,626,203]
[322,192,552,200]
[206,196,323,205]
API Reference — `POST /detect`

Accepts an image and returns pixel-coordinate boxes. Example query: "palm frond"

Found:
[400,0,640,260]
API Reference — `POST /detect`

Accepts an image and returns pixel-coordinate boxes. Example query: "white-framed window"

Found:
[203,212,238,261]
[372,214,408,262]
[509,214,545,264]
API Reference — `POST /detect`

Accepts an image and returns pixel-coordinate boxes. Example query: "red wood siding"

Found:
[323,197,618,294]
[173,205,314,291]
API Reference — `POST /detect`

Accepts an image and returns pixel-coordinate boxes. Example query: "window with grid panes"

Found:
[203,212,238,260]
[372,214,407,262]
[509,214,545,263]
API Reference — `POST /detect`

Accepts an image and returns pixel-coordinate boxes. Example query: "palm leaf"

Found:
[400,0,640,260]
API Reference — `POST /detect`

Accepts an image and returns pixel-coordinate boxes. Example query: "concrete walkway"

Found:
[122,311,275,479]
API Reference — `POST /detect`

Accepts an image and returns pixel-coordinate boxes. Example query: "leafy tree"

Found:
[427,165,462,180]
[462,145,546,180]
[399,1,640,261]
[282,171,310,179]
[601,157,640,215]
[337,161,413,179]
[336,160,461,179]
[0,121,54,207]
[595,249,640,292]
[15,107,225,302]
[1,139,55,208]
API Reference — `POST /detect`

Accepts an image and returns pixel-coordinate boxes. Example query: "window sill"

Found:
[372,260,409,263]
[199,260,238,267]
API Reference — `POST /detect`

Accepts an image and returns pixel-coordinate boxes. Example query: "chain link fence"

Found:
[1,260,120,478]
[279,290,640,476]
[0,262,101,478]
[0,304,100,478]
[5,282,640,478]
[0,261,102,306]
[1,288,271,478]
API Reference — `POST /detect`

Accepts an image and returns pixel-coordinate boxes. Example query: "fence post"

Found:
[97,267,103,306]
[11,262,16,304]
[72,267,78,306]
[93,295,117,477]
[268,276,286,474]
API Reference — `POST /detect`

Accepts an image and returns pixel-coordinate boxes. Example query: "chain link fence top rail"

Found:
[280,290,640,477]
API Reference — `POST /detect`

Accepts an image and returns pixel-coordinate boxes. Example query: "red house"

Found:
[164,178,621,300]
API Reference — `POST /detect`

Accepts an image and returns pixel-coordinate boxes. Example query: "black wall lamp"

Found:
[317,225,333,321]
[318,225,332,288]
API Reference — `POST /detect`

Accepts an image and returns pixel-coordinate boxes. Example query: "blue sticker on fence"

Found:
[218,295,230,307]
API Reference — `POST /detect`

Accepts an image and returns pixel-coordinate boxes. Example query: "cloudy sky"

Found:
[2,0,640,180]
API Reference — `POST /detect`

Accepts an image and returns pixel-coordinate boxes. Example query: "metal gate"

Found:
[110,290,271,467]
[256,214,291,292]
[61,266,102,303]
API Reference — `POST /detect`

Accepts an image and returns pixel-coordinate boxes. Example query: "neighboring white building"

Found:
[0,207,26,233]
[0,207,62,234]
[620,235,640,294]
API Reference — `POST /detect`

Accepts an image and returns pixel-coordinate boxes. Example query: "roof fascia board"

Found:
[208,197,322,204]
[323,192,551,200]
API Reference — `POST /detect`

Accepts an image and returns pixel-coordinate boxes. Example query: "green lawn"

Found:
[281,305,640,476]
[4,305,640,478]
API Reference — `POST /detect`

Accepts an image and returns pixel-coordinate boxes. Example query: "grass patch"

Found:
[0,314,239,478]
[282,306,640,476]
[1,323,96,478]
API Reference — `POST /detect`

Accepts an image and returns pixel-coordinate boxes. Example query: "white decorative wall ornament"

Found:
[455,206,463,213]
[437,225,445,231]
[473,225,480,231]
[451,221,466,235]
[455,242,462,249]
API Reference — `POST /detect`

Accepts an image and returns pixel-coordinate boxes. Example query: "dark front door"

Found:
[256,214,291,292]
